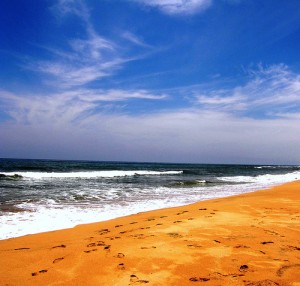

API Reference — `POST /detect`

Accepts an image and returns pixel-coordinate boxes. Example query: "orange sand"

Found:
[0,181,299,286]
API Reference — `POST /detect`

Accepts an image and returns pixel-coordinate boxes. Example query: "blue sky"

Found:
[1,0,300,164]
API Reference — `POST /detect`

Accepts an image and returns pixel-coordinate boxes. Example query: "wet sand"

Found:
[0,181,299,286]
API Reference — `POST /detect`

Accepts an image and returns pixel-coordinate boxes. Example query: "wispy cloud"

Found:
[2,102,300,164]
[0,88,167,125]
[2,64,299,126]
[25,1,130,89]
[247,64,300,107]
[32,56,124,88]
[121,31,152,48]
[130,0,213,15]
[193,64,300,118]
[1,63,300,163]
[196,92,247,111]
[53,0,90,22]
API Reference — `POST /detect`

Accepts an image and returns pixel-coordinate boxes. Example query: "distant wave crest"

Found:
[0,173,23,180]
[0,170,183,179]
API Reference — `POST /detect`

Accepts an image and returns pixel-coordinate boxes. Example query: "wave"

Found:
[254,165,300,170]
[169,179,211,188]
[218,171,300,185]
[0,174,23,180]
[0,170,183,179]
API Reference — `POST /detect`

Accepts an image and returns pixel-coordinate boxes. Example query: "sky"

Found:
[0,0,300,164]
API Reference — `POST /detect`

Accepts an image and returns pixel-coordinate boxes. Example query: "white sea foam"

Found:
[1,170,183,179]
[219,171,300,185]
[0,179,270,240]
[254,166,277,169]
[0,178,279,240]
[1,169,299,240]
[0,196,184,240]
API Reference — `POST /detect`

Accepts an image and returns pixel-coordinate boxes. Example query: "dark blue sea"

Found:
[1,158,299,239]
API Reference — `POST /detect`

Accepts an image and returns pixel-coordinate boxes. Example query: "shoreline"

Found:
[0,181,299,285]
[0,180,291,241]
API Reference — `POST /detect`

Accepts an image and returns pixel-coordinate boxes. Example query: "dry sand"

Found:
[0,181,299,286]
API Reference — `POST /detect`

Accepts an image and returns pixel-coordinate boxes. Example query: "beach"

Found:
[1,159,300,241]
[0,180,299,285]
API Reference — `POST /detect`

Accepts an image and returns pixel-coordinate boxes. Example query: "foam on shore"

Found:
[0,181,299,285]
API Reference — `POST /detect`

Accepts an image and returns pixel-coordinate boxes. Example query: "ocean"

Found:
[0,158,299,240]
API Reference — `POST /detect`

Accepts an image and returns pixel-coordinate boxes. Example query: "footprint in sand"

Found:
[276,264,300,277]
[114,253,125,258]
[234,245,250,249]
[199,208,207,211]
[130,234,145,239]
[129,274,149,284]
[239,265,249,272]
[117,263,125,270]
[245,279,279,286]
[189,277,210,282]
[187,244,202,248]
[84,249,98,253]
[97,241,106,246]
[87,241,106,247]
[51,244,66,249]
[210,272,244,278]
[168,232,183,238]
[141,246,156,249]
[98,229,110,235]
[115,224,123,228]
[160,215,168,218]
[173,220,182,223]
[32,269,48,276]
[286,245,300,251]
[130,222,138,225]
[176,211,189,215]
[87,242,97,247]
[53,257,64,264]
[14,247,30,250]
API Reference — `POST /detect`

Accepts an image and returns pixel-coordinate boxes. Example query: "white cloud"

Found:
[27,1,157,90]
[131,0,213,15]
[121,31,151,48]
[196,92,247,111]
[32,36,120,89]
[70,35,115,61]
[1,106,300,164]
[193,64,300,117]
[27,1,131,89]
[54,0,90,21]
[1,64,300,164]
[0,89,167,125]
[34,56,123,88]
